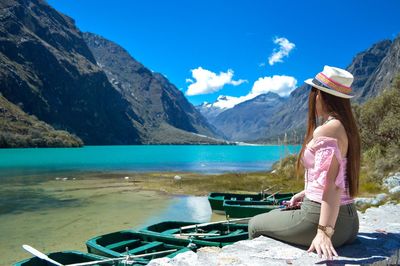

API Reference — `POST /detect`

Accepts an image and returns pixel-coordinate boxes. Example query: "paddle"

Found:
[22,245,64,266]
[180,217,251,231]
[261,190,281,202]
[261,185,277,199]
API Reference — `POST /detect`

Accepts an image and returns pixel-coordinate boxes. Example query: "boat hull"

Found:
[86,230,191,260]
[223,200,281,218]
[13,250,139,266]
[208,192,295,211]
[139,221,249,247]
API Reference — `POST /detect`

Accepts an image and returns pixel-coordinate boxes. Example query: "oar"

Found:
[261,184,277,193]
[22,245,64,266]
[66,249,178,266]
[180,217,251,230]
[66,257,128,266]
[179,233,220,237]
[262,190,281,201]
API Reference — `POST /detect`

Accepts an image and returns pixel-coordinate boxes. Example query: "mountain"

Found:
[202,92,289,141]
[200,36,400,144]
[351,37,400,103]
[0,94,83,147]
[0,0,227,145]
[0,0,141,145]
[195,95,237,123]
[82,32,226,144]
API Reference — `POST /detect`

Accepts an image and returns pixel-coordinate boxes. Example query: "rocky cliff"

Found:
[0,0,142,145]
[0,94,83,147]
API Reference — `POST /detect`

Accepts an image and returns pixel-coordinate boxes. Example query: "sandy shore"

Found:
[0,177,173,265]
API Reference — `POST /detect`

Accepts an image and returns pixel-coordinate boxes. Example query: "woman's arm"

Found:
[308,147,342,260]
[308,121,341,259]
[320,155,341,228]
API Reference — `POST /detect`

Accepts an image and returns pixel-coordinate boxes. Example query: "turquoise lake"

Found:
[0,145,301,264]
[0,145,301,177]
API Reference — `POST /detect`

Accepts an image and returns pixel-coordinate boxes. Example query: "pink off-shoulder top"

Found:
[301,136,354,205]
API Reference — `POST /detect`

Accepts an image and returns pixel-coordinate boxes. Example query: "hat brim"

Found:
[305,78,354,99]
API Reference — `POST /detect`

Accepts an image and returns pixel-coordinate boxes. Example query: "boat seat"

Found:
[123,241,163,255]
[206,230,220,235]
[245,197,252,201]
[105,239,141,250]
[162,229,181,235]
[229,229,245,235]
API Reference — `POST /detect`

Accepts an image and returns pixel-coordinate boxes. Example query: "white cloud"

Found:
[185,67,247,96]
[211,75,297,109]
[268,37,295,66]
[251,75,297,97]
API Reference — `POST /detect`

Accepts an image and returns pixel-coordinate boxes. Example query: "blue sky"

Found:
[48,0,400,107]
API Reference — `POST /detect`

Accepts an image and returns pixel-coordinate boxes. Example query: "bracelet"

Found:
[318,224,335,238]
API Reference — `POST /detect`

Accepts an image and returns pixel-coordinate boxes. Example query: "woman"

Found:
[248,66,361,261]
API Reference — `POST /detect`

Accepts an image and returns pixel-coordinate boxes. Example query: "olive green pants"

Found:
[248,197,359,247]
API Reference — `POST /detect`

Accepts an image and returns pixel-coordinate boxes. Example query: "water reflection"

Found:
[138,196,213,228]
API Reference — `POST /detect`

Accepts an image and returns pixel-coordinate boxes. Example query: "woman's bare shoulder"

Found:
[314,119,345,139]
[313,119,348,155]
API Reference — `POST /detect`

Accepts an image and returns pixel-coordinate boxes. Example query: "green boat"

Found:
[139,221,248,246]
[86,229,191,261]
[208,192,295,211]
[223,200,283,218]
[14,250,142,266]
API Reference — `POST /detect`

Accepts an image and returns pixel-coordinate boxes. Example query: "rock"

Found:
[375,193,388,203]
[148,203,400,265]
[389,186,400,194]
[383,172,400,189]
[355,197,375,207]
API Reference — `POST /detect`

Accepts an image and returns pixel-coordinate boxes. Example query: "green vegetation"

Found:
[126,171,303,196]
[0,95,83,148]
[354,76,400,194]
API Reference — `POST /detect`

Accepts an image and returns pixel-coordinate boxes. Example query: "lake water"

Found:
[0,144,300,177]
[0,145,301,264]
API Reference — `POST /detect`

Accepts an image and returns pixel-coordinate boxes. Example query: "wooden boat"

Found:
[86,229,191,261]
[139,221,248,246]
[223,200,282,218]
[208,192,295,211]
[13,250,141,266]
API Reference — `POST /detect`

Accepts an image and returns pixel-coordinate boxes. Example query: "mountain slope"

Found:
[0,94,83,147]
[83,32,225,144]
[0,0,141,145]
[204,92,289,141]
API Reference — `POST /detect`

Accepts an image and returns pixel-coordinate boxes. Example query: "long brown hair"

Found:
[296,87,361,197]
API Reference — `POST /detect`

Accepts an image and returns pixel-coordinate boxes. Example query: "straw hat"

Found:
[305,65,354,98]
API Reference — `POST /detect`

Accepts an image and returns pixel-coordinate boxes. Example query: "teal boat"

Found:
[223,200,282,218]
[13,250,143,266]
[86,230,191,260]
[139,221,248,246]
[208,192,295,211]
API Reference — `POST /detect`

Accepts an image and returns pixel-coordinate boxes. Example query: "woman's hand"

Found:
[287,191,305,207]
[307,230,338,260]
